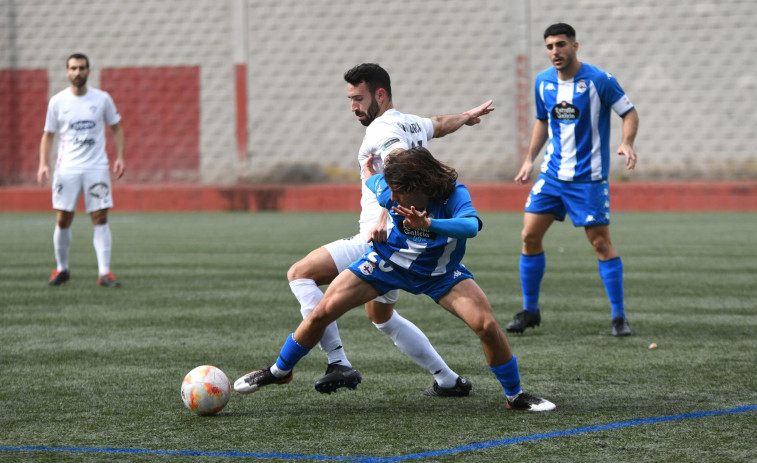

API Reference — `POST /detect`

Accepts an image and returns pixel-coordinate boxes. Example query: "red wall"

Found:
[101,67,200,182]
[1,182,755,212]
[0,70,49,184]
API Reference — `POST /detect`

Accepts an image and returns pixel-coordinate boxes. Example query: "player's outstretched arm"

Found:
[431,99,494,138]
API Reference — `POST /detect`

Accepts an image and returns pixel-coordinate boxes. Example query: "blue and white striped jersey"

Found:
[365,174,481,277]
[534,63,634,182]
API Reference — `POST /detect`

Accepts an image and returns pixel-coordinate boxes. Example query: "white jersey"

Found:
[357,108,434,237]
[44,87,121,172]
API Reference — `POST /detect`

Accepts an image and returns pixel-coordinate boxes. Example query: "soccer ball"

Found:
[181,365,231,416]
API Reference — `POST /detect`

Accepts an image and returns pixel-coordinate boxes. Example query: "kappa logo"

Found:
[545,83,556,91]
[453,270,462,279]
[585,215,596,223]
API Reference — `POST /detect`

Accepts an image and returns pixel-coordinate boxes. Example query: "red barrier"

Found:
[1,182,755,212]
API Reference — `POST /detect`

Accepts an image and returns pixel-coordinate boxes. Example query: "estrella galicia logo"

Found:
[71,120,96,130]
[399,223,436,241]
[551,101,579,123]
[381,138,401,152]
[88,182,110,199]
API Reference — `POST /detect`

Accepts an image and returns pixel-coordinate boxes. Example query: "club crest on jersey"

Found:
[576,79,587,93]
[359,261,376,276]
[552,101,579,123]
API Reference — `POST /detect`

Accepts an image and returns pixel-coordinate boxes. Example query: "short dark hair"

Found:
[66,53,90,69]
[543,23,576,40]
[344,63,392,100]
[384,146,457,201]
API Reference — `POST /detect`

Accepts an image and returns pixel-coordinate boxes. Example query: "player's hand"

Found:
[113,158,125,179]
[464,99,494,126]
[37,164,50,185]
[514,159,534,184]
[617,144,637,170]
[392,205,431,229]
[367,221,388,243]
[362,153,377,179]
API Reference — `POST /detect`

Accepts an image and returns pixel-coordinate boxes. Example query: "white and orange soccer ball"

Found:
[181,365,231,416]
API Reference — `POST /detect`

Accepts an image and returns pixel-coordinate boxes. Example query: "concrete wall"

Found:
[1,0,755,185]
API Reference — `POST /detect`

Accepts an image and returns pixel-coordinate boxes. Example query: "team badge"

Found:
[360,261,375,276]
[576,79,587,93]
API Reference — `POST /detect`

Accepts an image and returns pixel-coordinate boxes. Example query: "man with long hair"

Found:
[236,147,556,412]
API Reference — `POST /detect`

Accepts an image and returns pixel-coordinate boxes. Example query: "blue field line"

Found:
[2,404,755,462]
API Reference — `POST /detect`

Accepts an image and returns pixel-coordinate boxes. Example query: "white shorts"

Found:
[52,169,114,213]
[323,233,400,304]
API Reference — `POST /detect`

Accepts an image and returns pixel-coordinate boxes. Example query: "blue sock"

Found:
[599,257,625,319]
[490,356,522,397]
[520,253,545,313]
[275,333,311,372]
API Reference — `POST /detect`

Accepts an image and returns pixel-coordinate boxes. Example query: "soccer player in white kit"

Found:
[37,53,126,287]
[269,63,494,395]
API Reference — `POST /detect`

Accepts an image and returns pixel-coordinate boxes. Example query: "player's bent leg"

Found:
[297,271,379,348]
[438,279,556,411]
[304,271,378,394]
[288,246,360,387]
[287,246,340,284]
[438,279,512,367]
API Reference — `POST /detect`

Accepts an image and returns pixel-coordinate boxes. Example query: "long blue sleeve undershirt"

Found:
[427,216,479,239]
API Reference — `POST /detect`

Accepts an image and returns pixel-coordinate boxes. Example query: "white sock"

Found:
[374,311,458,388]
[53,225,72,271]
[93,223,112,276]
[270,365,290,377]
[289,279,350,367]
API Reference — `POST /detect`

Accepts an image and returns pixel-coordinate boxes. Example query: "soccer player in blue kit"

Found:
[506,23,639,336]
[235,147,556,411]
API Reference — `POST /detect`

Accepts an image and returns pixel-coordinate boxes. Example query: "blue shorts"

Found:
[525,173,611,227]
[348,251,474,303]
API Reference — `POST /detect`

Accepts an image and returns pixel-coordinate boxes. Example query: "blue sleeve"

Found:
[428,216,479,239]
[365,174,392,208]
[534,74,548,120]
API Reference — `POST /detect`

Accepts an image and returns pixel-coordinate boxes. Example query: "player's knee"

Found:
[590,237,612,255]
[287,259,312,282]
[521,228,542,251]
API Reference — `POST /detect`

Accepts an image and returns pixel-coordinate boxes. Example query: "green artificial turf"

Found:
[1,212,755,462]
